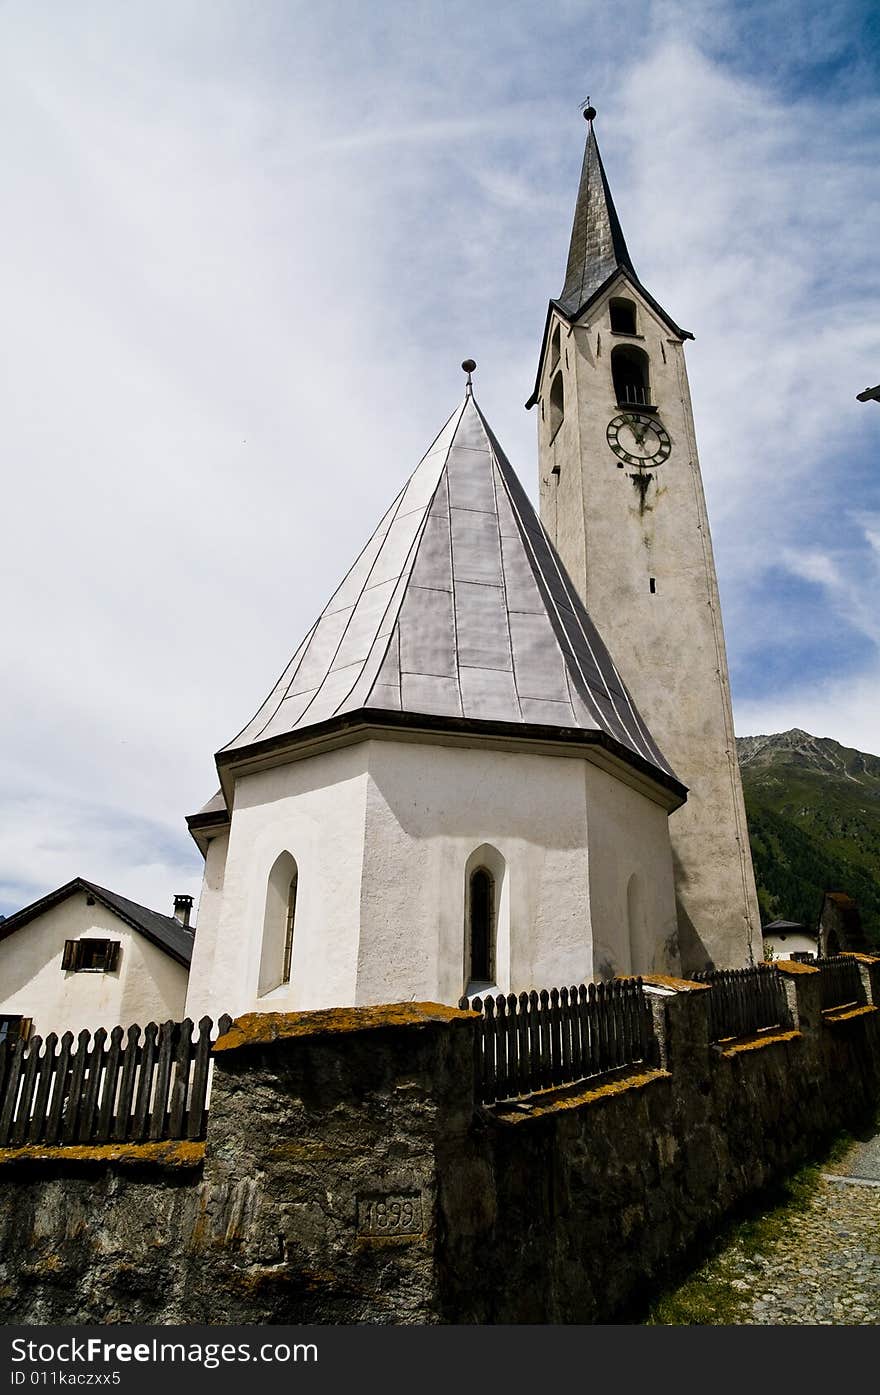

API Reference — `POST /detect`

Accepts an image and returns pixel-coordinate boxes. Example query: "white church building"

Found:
[4,110,762,1035]
[184,386,685,1023]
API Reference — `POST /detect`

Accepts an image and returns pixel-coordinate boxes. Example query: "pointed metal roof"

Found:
[217,392,682,800]
[558,122,636,318]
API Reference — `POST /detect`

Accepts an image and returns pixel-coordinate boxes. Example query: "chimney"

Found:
[173,894,193,929]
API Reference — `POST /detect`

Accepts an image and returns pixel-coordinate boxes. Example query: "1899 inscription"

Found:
[357,1193,423,1239]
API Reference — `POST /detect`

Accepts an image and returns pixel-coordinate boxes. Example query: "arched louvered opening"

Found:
[609,297,637,335]
[611,344,651,409]
[258,851,298,996]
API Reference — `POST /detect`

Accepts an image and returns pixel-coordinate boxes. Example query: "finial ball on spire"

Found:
[584,104,597,123]
[462,359,476,375]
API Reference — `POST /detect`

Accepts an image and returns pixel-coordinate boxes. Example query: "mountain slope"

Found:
[736,729,880,947]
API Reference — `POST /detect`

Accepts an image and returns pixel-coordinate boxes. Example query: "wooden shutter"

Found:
[61,939,80,971]
[105,941,121,972]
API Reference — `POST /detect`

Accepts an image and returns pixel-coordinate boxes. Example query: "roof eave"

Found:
[216,707,687,812]
[186,808,231,857]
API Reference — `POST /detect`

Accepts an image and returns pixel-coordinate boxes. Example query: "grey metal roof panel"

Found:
[558,124,635,319]
[219,393,678,788]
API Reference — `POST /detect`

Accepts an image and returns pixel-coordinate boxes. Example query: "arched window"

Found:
[258,851,298,996]
[468,867,495,985]
[609,298,637,335]
[549,370,564,439]
[611,344,651,408]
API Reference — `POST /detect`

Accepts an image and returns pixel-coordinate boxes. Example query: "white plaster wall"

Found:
[184,830,229,1022]
[194,745,370,1020]
[763,931,816,961]
[0,893,188,1037]
[537,285,760,971]
[583,763,680,979]
[357,740,593,1006]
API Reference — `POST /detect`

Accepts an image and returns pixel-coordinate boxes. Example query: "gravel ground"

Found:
[649,1133,880,1324]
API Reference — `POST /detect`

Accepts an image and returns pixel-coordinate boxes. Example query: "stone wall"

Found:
[2,962,879,1325]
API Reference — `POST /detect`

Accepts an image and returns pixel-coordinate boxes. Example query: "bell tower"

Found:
[529,109,759,970]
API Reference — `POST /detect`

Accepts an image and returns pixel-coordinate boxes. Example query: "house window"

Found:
[468,868,495,986]
[0,1015,32,1046]
[549,370,564,440]
[611,344,651,408]
[609,298,637,334]
[258,851,299,996]
[61,939,120,973]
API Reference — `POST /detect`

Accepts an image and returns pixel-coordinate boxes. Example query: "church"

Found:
[1,111,759,1036]
[183,109,758,1023]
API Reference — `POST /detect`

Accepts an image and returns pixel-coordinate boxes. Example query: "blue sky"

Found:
[2,0,879,917]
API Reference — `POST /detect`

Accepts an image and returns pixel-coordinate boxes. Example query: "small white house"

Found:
[0,879,194,1041]
[762,919,817,962]
[184,389,686,1023]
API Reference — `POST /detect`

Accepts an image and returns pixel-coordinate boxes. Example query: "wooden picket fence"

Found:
[690,965,790,1042]
[0,1014,232,1148]
[815,955,864,1012]
[460,979,658,1106]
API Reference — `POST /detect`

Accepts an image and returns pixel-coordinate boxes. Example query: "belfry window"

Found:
[611,344,651,409]
[609,298,637,335]
[549,370,564,439]
[468,868,495,986]
[258,851,299,996]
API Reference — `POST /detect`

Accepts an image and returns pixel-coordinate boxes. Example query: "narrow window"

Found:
[611,344,651,408]
[259,851,299,996]
[468,868,495,985]
[549,370,564,439]
[609,298,637,334]
[61,939,120,972]
[649,577,656,594]
[282,867,298,985]
[550,324,561,372]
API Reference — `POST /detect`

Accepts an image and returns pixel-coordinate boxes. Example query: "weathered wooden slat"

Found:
[516,992,529,1096]
[0,1038,26,1146]
[45,1031,74,1145]
[61,1030,92,1145]
[505,996,518,1100]
[132,1022,159,1141]
[186,1016,214,1141]
[148,1020,178,1141]
[538,990,551,1088]
[11,1036,43,1147]
[483,997,496,1104]
[96,1026,124,1142]
[28,1033,58,1144]
[77,1027,107,1144]
[216,1013,233,1039]
[114,1025,142,1142]
[168,1018,194,1138]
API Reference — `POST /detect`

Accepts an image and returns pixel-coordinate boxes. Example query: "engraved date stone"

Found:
[357,1193,424,1239]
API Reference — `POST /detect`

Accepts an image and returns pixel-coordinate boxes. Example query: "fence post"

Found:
[775,960,821,1038]
[641,976,711,1078]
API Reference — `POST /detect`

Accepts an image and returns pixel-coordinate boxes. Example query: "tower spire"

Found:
[558,108,636,317]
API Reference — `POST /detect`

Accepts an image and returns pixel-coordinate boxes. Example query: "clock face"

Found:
[606,413,671,467]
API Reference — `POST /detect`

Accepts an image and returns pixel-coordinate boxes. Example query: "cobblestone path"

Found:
[648,1132,880,1324]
